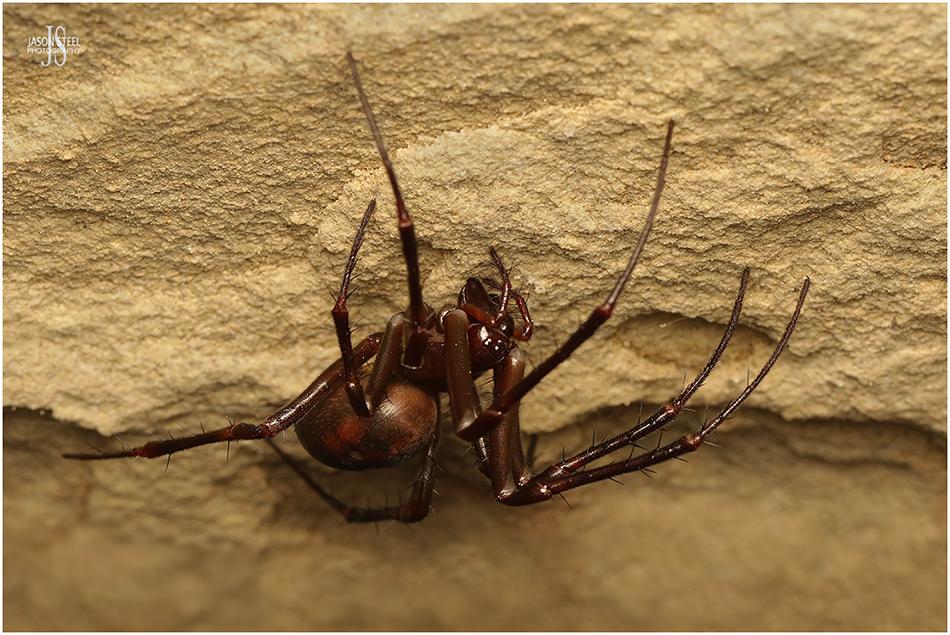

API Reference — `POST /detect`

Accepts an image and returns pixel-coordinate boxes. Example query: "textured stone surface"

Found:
[3,4,947,631]
[4,4,946,435]
[5,410,947,630]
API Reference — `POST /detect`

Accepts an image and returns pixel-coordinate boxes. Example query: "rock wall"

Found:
[5,411,946,630]
[5,4,946,435]
[4,5,946,631]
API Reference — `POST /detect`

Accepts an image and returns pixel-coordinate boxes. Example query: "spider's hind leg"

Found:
[62,336,383,462]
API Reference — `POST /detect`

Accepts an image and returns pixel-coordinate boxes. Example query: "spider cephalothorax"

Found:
[452,266,533,368]
[64,52,809,523]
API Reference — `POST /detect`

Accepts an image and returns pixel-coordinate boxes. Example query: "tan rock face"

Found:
[5,412,947,630]
[3,5,946,630]
[4,4,946,435]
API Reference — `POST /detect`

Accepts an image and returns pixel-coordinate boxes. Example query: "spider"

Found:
[64,52,810,523]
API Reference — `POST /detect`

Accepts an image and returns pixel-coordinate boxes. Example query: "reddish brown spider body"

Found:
[296,376,438,470]
[64,52,810,524]
[297,276,527,470]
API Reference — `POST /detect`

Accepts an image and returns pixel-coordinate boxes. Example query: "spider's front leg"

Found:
[443,309,531,496]
[497,276,810,506]
[486,349,532,496]
[457,119,675,443]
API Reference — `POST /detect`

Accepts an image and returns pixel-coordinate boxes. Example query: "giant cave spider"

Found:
[65,53,810,523]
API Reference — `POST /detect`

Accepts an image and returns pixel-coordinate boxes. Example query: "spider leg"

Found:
[444,308,531,491]
[332,199,377,417]
[364,313,408,410]
[443,308,484,439]
[487,349,531,496]
[459,120,675,442]
[481,268,744,499]
[266,401,441,524]
[472,437,491,478]
[62,334,383,461]
[543,267,749,477]
[346,52,429,368]
[495,277,810,506]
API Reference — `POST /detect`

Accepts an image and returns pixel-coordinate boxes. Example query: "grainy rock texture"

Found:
[5,4,946,434]
[3,4,947,631]
[5,411,947,630]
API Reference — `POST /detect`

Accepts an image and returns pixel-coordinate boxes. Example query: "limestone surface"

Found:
[4,4,946,435]
[3,5,947,632]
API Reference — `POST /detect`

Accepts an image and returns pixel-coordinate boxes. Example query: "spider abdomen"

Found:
[295,379,438,470]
